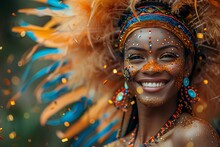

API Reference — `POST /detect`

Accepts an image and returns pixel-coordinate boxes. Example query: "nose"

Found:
[141,59,164,75]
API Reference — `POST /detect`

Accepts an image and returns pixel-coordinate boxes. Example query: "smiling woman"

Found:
[9,0,220,147]
[109,27,218,146]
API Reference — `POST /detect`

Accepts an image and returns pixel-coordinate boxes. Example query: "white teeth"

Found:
[141,82,165,87]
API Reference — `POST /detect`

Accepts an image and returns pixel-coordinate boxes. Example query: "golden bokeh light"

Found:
[61,138,68,142]
[9,131,16,139]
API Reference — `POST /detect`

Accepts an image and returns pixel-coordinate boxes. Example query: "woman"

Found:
[10,0,220,146]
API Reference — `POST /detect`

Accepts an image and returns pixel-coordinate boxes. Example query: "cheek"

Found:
[166,58,184,87]
[124,59,139,78]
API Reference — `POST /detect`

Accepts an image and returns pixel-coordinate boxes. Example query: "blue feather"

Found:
[71,120,100,147]
[21,48,64,82]
[46,97,93,126]
[21,61,63,93]
[42,72,72,89]
[41,86,69,103]
[46,0,69,9]
[82,119,119,147]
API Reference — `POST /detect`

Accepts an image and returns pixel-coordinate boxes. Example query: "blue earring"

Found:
[181,77,200,104]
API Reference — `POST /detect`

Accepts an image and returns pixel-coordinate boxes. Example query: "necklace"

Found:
[128,104,183,147]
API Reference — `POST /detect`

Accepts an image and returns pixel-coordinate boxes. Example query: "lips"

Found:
[137,78,170,93]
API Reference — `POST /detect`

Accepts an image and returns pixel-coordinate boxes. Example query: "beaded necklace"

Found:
[128,104,183,147]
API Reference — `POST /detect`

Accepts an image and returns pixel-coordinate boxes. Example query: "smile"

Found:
[141,82,165,88]
[137,79,170,93]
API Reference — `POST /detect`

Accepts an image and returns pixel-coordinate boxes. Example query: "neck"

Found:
[135,97,177,146]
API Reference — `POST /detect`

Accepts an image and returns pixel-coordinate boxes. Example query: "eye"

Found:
[127,54,145,60]
[160,52,179,61]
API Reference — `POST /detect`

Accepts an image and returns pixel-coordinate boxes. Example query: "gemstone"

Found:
[183,77,189,87]
[116,92,124,101]
[124,82,129,90]
[188,89,196,98]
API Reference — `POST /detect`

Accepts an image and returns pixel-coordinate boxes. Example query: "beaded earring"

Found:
[181,77,200,104]
[111,82,134,112]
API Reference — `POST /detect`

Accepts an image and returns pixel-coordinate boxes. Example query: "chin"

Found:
[129,79,179,107]
[136,94,168,107]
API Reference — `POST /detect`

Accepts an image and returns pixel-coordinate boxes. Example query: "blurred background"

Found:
[0,1,70,147]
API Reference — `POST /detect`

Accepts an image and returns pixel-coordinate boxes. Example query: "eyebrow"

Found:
[126,45,180,52]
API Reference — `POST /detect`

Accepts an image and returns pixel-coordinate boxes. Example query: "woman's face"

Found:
[123,28,189,107]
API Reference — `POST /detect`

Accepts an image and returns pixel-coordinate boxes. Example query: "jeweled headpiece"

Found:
[118,3,195,54]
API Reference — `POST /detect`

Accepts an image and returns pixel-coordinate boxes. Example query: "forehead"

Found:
[124,28,183,50]
[126,28,179,40]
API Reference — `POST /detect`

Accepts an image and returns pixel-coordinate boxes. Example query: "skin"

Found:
[105,28,219,146]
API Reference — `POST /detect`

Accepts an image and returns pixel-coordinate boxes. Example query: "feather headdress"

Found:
[9,0,220,146]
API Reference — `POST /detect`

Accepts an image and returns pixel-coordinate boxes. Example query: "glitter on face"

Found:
[148,30,152,52]
[123,28,186,106]
[141,59,167,72]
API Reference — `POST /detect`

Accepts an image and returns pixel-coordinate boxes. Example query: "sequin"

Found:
[183,77,189,87]
[116,92,124,101]
[188,89,196,98]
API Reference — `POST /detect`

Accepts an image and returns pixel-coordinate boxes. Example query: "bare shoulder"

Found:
[104,136,129,147]
[173,113,220,147]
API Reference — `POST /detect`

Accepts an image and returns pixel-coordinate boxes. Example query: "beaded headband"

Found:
[118,5,195,54]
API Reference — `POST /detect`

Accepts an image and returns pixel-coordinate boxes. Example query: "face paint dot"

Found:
[136,86,143,94]
[157,39,159,42]
[136,43,139,46]
[138,35,141,38]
